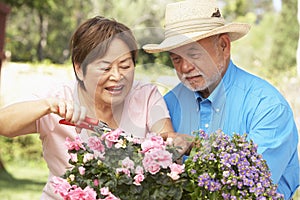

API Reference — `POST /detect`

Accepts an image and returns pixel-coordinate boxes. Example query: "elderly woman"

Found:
[0,16,189,199]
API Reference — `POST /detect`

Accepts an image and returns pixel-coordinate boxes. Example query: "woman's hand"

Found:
[46,98,87,126]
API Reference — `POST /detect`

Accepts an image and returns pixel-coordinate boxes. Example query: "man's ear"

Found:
[74,63,84,81]
[219,34,231,59]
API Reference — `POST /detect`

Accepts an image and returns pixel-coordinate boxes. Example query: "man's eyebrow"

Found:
[187,45,200,51]
[169,45,201,56]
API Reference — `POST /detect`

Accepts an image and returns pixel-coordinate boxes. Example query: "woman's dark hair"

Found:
[70,16,138,89]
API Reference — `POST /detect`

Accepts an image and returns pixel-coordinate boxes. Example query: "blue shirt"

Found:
[164,60,299,199]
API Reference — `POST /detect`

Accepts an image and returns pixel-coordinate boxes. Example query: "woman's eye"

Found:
[120,65,130,69]
[99,67,110,72]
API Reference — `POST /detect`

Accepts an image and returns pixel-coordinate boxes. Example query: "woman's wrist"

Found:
[43,98,58,115]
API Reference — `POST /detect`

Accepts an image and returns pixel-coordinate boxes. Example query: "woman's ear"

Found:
[74,63,84,81]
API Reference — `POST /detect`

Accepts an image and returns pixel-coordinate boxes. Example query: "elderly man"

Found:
[143,0,299,199]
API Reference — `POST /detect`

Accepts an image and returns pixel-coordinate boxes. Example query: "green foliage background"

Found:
[2,0,298,75]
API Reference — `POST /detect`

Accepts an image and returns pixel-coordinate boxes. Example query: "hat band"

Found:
[165,18,225,38]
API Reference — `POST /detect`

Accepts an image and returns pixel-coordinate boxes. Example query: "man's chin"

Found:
[181,81,202,91]
[183,83,200,91]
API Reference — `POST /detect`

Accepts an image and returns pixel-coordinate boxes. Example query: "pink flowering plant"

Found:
[51,128,187,200]
[183,130,284,200]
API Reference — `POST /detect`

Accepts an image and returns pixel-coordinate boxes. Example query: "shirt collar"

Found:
[193,60,235,112]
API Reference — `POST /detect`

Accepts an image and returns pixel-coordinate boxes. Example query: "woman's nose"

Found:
[109,66,121,81]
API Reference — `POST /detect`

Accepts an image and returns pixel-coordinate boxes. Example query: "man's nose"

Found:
[181,59,194,73]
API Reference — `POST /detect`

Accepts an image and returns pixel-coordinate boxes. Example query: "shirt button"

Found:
[216,108,220,112]
[205,124,209,128]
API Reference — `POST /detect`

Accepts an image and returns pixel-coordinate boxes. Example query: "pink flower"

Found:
[167,171,180,180]
[65,136,85,151]
[157,150,173,168]
[143,148,173,169]
[116,167,131,176]
[141,134,166,153]
[83,187,97,199]
[143,160,161,174]
[100,187,120,199]
[133,174,145,185]
[101,129,123,148]
[69,153,78,162]
[103,193,120,200]
[168,163,185,180]
[78,166,85,175]
[132,137,142,144]
[88,136,105,153]
[68,185,97,200]
[83,153,94,163]
[135,165,144,174]
[122,157,135,170]
[169,163,185,174]
[148,133,165,145]
[100,187,110,196]
[51,176,71,197]
[93,179,99,187]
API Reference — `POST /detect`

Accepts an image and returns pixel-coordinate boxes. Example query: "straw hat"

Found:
[143,0,251,53]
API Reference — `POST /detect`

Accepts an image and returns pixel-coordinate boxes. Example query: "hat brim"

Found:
[143,23,251,53]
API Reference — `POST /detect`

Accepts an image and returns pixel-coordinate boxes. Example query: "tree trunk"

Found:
[37,12,48,61]
[0,154,14,180]
[0,155,6,171]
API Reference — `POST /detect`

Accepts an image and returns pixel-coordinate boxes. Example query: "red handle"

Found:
[59,116,99,131]
[59,119,75,126]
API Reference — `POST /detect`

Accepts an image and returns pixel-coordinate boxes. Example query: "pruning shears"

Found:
[59,116,113,134]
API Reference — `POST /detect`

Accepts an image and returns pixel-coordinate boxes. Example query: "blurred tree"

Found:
[222,0,250,21]
[269,0,298,74]
[221,0,275,23]
[3,0,92,63]
[3,0,58,61]
[4,0,174,65]
[4,0,295,72]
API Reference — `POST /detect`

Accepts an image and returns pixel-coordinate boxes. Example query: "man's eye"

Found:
[171,57,181,64]
[189,53,201,59]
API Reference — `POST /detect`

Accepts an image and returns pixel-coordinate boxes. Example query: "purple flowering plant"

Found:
[51,128,187,200]
[183,130,284,200]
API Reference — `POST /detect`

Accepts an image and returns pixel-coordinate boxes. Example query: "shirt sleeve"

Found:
[249,102,299,198]
[164,91,181,132]
[146,84,171,129]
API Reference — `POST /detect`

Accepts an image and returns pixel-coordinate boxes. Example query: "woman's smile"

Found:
[105,84,125,95]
